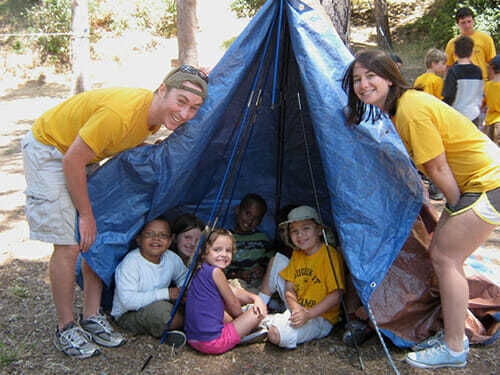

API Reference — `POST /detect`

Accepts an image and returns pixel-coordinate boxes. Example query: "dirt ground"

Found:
[1,1,499,373]
[1,71,499,375]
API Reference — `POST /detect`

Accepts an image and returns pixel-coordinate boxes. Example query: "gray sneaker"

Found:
[239,327,267,345]
[411,330,469,352]
[54,322,100,359]
[80,314,126,348]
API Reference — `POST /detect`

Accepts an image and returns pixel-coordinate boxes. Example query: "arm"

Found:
[441,69,457,106]
[230,285,267,316]
[63,136,97,251]
[213,267,243,319]
[114,262,170,312]
[422,152,461,206]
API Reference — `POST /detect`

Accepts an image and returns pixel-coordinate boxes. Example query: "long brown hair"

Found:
[191,228,236,275]
[342,49,412,124]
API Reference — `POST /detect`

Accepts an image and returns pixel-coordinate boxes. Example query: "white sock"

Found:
[258,292,271,305]
[446,344,464,357]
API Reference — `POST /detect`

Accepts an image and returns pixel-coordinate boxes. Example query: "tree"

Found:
[374,0,392,49]
[320,0,351,46]
[177,0,199,66]
[71,0,90,94]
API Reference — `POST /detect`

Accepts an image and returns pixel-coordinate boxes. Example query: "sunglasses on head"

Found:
[177,65,208,83]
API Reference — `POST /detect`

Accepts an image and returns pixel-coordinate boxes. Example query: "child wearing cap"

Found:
[259,205,344,349]
[483,55,500,145]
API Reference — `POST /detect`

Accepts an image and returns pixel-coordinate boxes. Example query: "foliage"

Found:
[407,0,499,49]
[230,0,266,18]
[18,0,178,67]
[24,0,71,66]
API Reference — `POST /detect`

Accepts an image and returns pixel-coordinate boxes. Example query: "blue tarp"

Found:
[80,0,422,336]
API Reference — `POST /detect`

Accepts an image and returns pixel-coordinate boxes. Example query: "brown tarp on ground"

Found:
[346,202,500,346]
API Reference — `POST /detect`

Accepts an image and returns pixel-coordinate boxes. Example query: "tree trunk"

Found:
[374,0,392,49]
[320,0,351,47]
[177,0,199,66]
[71,0,90,94]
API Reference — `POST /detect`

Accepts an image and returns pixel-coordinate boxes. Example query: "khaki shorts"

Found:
[22,131,78,245]
[445,187,500,225]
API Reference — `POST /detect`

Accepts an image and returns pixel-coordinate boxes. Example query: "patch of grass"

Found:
[7,282,30,298]
[0,341,19,368]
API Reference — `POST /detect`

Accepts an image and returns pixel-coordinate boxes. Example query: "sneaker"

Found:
[163,330,187,350]
[54,322,100,359]
[406,343,467,369]
[342,320,371,347]
[80,314,126,348]
[239,327,267,345]
[411,331,469,352]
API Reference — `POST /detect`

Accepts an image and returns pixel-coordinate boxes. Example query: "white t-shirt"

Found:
[111,248,188,319]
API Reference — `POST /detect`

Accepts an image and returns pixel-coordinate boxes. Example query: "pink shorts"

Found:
[188,322,240,354]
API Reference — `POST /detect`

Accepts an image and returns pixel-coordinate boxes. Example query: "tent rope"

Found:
[296,91,366,373]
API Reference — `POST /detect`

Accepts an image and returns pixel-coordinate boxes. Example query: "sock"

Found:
[446,344,464,357]
[258,292,271,305]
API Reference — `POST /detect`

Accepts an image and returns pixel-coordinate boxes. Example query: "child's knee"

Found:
[268,325,280,345]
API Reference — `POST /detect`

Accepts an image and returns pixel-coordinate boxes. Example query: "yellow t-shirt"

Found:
[414,72,444,99]
[32,88,159,163]
[445,30,496,81]
[484,81,500,126]
[392,90,500,193]
[280,243,344,325]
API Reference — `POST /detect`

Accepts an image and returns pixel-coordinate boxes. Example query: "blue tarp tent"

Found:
[80,0,422,344]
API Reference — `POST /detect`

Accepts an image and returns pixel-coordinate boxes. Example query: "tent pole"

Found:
[296,90,367,373]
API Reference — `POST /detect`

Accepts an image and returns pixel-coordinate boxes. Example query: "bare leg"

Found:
[169,311,184,330]
[267,325,280,345]
[429,210,495,352]
[81,258,103,319]
[50,244,80,330]
[259,255,275,296]
[231,309,263,338]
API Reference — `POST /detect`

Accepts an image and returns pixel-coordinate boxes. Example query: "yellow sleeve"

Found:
[434,77,444,100]
[323,247,345,293]
[445,38,455,67]
[279,251,298,283]
[406,116,445,166]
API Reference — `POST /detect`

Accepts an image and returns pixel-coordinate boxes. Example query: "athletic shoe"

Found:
[163,330,187,350]
[411,330,469,352]
[80,314,126,348]
[342,320,371,347]
[53,322,100,359]
[406,343,467,369]
[240,327,268,345]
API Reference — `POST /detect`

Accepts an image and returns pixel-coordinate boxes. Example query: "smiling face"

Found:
[175,227,202,259]
[289,219,323,255]
[149,81,204,131]
[136,220,172,264]
[204,234,234,269]
[457,16,474,36]
[234,202,264,234]
[353,62,393,111]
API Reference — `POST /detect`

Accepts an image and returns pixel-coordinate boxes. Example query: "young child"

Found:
[259,206,345,349]
[483,55,500,145]
[414,48,447,99]
[171,213,204,265]
[227,193,272,289]
[442,35,484,125]
[111,217,187,342]
[184,229,267,354]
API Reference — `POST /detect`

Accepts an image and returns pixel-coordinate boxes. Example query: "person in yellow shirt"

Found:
[258,206,344,349]
[445,7,496,81]
[21,65,208,359]
[414,48,447,99]
[342,49,499,369]
[483,55,500,145]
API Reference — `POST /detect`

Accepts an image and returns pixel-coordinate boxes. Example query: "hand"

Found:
[78,213,97,252]
[169,287,181,301]
[289,306,309,328]
[252,296,268,317]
